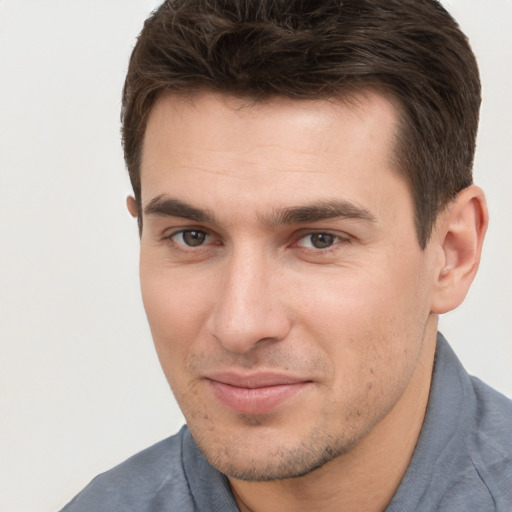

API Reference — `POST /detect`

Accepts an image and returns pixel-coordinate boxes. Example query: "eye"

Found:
[171,229,209,247]
[296,232,345,250]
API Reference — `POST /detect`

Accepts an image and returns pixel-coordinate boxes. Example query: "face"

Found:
[138,91,439,480]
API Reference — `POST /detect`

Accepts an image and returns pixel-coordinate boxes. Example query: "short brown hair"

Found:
[122,0,481,247]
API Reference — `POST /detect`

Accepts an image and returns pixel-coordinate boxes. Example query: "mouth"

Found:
[205,372,312,415]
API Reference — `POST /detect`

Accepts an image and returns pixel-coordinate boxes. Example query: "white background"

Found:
[0,1,510,511]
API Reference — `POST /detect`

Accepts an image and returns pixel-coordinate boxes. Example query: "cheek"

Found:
[309,249,429,328]
[292,259,430,378]
[139,263,215,374]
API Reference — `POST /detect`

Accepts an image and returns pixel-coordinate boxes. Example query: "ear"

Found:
[431,185,488,314]
[126,196,138,218]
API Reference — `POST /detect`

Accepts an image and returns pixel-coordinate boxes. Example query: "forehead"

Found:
[142,90,398,160]
[139,91,409,224]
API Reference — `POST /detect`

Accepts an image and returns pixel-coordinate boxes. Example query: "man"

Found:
[61,0,512,510]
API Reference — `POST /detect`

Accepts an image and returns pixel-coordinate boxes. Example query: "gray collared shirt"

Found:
[60,334,512,511]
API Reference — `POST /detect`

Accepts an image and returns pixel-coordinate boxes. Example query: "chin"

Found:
[192,423,354,482]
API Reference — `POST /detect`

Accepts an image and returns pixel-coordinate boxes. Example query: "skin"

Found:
[130,91,487,512]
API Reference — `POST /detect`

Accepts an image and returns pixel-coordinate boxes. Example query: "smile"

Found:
[205,373,312,415]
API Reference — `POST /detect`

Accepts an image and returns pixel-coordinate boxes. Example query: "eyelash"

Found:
[163,229,216,249]
[162,228,351,254]
[293,231,351,251]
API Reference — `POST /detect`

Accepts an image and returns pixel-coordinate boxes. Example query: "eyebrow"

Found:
[143,196,375,226]
[266,200,376,226]
[144,196,215,223]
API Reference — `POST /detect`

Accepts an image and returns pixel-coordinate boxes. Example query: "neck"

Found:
[229,323,438,512]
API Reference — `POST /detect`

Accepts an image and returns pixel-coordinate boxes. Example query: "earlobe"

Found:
[126,196,138,218]
[431,185,488,314]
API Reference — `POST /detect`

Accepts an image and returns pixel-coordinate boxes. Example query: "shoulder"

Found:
[388,336,512,512]
[469,375,512,439]
[464,376,512,509]
[434,365,512,511]
[59,426,196,512]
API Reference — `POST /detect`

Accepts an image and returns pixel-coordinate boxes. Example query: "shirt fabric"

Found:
[60,334,512,511]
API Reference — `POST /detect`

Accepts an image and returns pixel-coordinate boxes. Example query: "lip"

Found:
[205,372,311,415]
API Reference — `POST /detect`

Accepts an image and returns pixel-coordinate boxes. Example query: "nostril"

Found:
[208,313,291,354]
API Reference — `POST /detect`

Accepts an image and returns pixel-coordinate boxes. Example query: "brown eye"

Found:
[181,230,207,247]
[309,233,336,249]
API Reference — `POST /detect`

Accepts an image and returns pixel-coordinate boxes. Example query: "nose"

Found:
[207,248,291,353]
